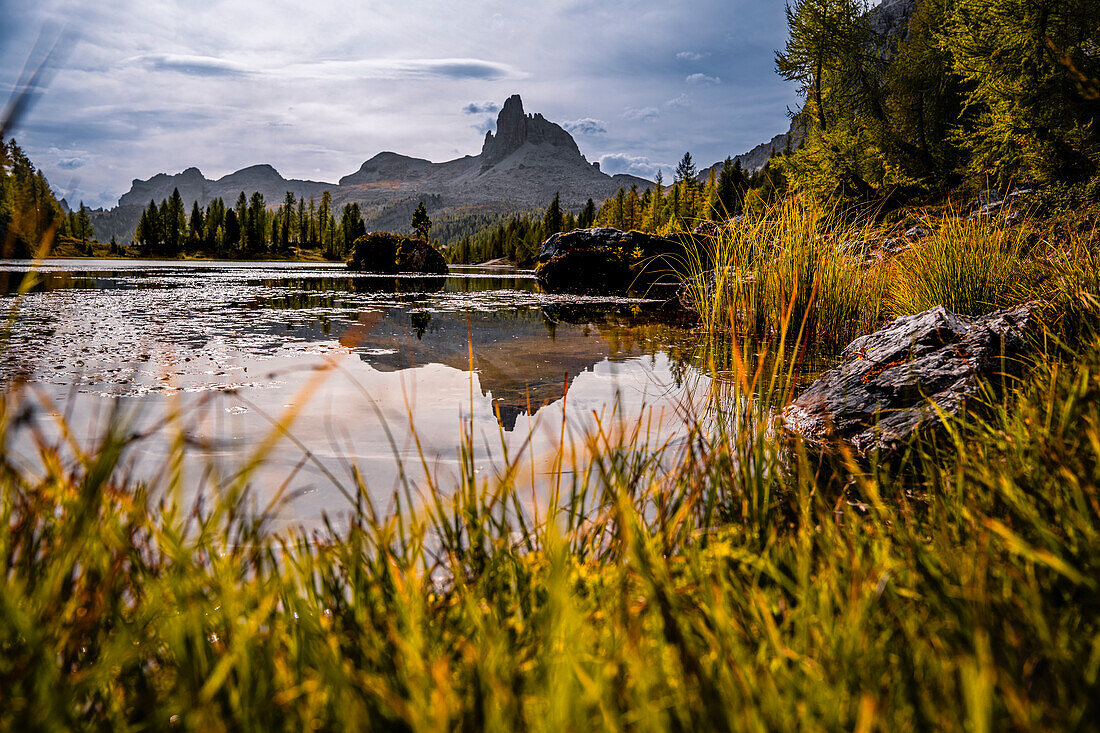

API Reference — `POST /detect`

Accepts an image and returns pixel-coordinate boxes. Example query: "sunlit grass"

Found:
[886,209,1033,317]
[676,196,882,350]
[2,204,1100,730]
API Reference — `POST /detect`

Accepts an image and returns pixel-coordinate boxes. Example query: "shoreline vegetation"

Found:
[2,193,1098,729]
[3,0,1100,728]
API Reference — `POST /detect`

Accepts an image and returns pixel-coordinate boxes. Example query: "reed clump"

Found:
[886,210,1034,317]
[676,197,882,350]
[2,201,1100,730]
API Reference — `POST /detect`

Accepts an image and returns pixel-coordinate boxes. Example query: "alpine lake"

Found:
[0,259,725,531]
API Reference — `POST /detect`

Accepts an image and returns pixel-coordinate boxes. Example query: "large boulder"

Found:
[534,228,674,294]
[782,303,1037,456]
[349,233,447,275]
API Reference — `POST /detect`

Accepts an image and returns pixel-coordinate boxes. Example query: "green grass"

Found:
[2,204,1100,730]
[887,209,1033,317]
[1,331,1099,730]
[676,197,882,351]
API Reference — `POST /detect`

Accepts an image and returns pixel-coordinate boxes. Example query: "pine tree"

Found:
[75,202,94,246]
[166,188,186,254]
[189,201,203,250]
[645,170,664,232]
[411,200,432,240]
[578,198,596,229]
[235,192,248,251]
[224,209,240,253]
[715,158,745,219]
[296,199,307,246]
[625,185,641,230]
[674,152,697,184]
[247,192,266,255]
[542,193,563,236]
[945,0,1100,183]
[318,192,332,250]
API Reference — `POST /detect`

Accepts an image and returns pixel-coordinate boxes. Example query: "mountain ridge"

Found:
[91,95,651,244]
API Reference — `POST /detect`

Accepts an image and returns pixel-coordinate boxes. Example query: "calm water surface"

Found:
[0,259,712,528]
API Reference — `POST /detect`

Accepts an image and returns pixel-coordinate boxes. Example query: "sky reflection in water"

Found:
[0,260,711,529]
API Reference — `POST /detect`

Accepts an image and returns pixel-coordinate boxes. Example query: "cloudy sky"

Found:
[1,0,800,209]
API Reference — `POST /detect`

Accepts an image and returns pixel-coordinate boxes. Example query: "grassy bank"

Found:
[2,199,1099,730]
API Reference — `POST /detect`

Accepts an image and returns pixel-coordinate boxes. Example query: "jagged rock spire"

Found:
[480,94,581,170]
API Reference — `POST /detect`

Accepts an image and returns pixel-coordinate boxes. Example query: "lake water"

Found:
[0,259,712,529]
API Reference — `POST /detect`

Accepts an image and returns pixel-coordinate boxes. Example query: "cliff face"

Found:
[480,95,583,169]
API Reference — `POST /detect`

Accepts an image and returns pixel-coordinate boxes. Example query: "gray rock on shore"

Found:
[783,303,1037,456]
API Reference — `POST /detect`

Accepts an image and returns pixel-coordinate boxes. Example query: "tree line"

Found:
[774,0,1100,201]
[133,188,366,260]
[446,153,779,264]
[447,194,599,265]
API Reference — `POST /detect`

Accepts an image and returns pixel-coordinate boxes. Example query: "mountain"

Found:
[700,116,808,181]
[91,95,652,245]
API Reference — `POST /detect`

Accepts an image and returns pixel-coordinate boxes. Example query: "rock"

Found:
[480,94,582,170]
[904,225,931,241]
[535,228,674,293]
[881,237,911,254]
[349,233,447,275]
[692,216,746,239]
[692,220,720,238]
[782,303,1036,456]
[970,188,1036,220]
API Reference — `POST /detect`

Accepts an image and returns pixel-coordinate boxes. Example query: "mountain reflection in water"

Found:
[0,260,708,528]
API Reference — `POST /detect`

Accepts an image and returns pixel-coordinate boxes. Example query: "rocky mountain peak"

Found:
[480,94,581,169]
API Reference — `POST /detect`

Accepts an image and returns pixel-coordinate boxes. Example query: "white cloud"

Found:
[563,118,607,135]
[676,51,706,61]
[665,93,692,109]
[48,146,88,170]
[598,153,666,180]
[686,73,721,85]
[622,106,660,122]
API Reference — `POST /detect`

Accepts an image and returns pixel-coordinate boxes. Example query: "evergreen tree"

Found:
[674,152,697,184]
[715,158,745,218]
[75,202,94,245]
[224,208,240,252]
[411,200,432,240]
[234,192,248,251]
[246,192,266,255]
[625,185,641,230]
[318,192,332,250]
[166,188,186,254]
[945,0,1100,183]
[578,198,596,228]
[296,199,307,246]
[189,201,203,250]
[542,193,563,236]
[341,203,365,253]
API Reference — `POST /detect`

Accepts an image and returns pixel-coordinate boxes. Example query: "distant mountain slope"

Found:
[91,95,652,245]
